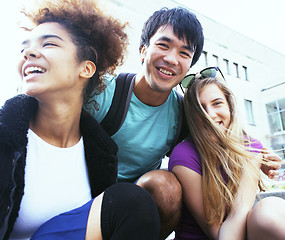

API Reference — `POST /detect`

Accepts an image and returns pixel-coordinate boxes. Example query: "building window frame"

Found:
[212,54,219,66]
[244,99,255,125]
[233,62,239,78]
[223,58,230,75]
[242,65,248,81]
[266,98,285,134]
[202,51,208,67]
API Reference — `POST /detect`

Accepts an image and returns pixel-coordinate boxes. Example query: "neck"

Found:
[30,97,83,148]
[133,72,171,107]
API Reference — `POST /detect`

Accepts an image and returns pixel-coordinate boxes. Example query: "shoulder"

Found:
[169,90,183,116]
[171,139,197,155]
[173,89,183,101]
[246,137,263,153]
[164,90,181,116]
[249,138,263,149]
[1,94,38,118]
[80,109,118,154]
[0,94,38,148]
[80,110,118,196]
[168,139,202,175]
[170,89,181,104]
[84,75,117,123]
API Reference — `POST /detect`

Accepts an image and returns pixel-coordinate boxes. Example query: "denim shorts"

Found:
[31,199,94,240]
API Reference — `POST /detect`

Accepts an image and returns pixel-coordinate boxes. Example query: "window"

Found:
[212,54,219,66]
[202,51,208,67]
[242,66,248,80]
[233,62,239,78]
[223,59,230,75]
[266,98,285,134]
[244,99,255,125]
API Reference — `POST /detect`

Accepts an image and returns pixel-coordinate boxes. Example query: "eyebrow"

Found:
[21,34,64,45]
[212,97,226,102]
[157,36,193,53]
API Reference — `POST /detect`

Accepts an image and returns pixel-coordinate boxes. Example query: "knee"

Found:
[101,183,160,239]
[122,183,158,215]
[123,184,159,225]
[248,197,284,233]
[105,182,158,215]
[137,170,181,199]
[137,170,182,213]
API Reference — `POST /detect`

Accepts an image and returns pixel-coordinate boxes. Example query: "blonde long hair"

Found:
[184,76,262,224]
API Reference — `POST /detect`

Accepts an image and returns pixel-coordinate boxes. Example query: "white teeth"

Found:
[25,66,46,76]
[159,68,173,76]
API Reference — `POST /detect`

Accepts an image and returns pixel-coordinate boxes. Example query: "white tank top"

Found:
[9,129,92,240]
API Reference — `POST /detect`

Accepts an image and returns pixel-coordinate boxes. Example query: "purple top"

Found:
[168,138,263,240]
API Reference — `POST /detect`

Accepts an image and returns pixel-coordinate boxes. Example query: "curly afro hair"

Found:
[21,0,128,106]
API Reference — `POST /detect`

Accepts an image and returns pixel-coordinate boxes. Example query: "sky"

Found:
[0,0,285,105]
[177,0,285,55]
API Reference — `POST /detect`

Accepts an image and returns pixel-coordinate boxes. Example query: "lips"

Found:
[23,65,46,77]
[159,68,174,76]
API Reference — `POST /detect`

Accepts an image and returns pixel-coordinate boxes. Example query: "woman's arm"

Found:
[173,157,260,240]
[218,159,260,240]
[172,165,220,240]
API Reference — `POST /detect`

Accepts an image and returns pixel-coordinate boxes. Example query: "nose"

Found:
[163,49,179,65]
[206,107,217,119]
[22,47,40,61]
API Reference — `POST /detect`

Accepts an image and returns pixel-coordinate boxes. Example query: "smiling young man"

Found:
[135,25,193,105]
[86,7,204,239]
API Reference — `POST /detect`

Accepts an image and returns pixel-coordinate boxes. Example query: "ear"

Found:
[140,45,147,63]
[79,61,96,79]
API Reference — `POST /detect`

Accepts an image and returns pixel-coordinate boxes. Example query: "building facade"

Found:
[102,0,285,160]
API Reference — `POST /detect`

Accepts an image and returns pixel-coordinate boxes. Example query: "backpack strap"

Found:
[166,91,189,156]
[100,73,136,136]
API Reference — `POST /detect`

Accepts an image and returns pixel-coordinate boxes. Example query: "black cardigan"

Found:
[0,94,118,239]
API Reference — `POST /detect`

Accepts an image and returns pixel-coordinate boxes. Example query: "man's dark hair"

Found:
[139,7,204,67]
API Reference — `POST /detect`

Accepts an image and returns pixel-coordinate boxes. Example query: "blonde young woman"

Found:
[168,67,285,240]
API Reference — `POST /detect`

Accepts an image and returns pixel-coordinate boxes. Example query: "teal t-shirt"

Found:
[85,76,179,182]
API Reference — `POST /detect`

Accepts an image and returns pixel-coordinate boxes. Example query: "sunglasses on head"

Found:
[180,67,225,90]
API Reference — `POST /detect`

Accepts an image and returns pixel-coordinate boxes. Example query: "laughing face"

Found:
[140,25,194,93]
[198,83,231,130]
[19,22,85,99]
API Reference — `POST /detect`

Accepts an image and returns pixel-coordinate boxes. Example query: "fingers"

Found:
[261,148,282,170]
[263,153,282,163]
[261,148,281,162]
[267,170,280,179]
[261,147,269,155]
[260,148,283,179]
[266,160,281,170]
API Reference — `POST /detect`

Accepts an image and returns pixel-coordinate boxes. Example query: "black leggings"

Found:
[101,183,160,240]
